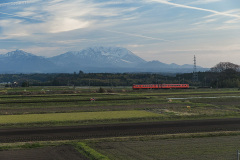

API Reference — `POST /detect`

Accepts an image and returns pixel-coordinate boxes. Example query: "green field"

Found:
[0,110,161,124]
[1,87,240,127]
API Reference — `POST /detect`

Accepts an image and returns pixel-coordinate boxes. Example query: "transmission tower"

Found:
[192,55,198,82]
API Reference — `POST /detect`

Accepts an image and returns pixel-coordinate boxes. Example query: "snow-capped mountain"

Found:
[0,50,56,73]
[49,47,146,68]
[2,49,35,58]
[0,47,207,73]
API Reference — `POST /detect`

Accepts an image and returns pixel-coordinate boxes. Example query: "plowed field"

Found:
[0,145,89,160]
[1,118,240,143]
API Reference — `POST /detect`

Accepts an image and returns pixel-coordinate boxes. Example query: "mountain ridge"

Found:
[0,47,207,73]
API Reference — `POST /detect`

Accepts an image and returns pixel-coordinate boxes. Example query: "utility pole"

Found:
[89,80,90,91]
[237,150,239,160]
[192,55,198,82]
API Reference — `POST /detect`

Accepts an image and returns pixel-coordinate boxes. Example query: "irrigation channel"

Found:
[1,118,240,143]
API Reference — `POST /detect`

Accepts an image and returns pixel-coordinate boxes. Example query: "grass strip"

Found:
[75,142,110,160]
[2,131,240,150]
[83,131,240,143]
[0,110,161,124]
[0,142,43,151]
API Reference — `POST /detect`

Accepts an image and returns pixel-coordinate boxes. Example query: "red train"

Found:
[132,84,189,89]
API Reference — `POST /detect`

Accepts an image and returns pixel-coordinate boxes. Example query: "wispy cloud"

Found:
[148,0,240,18]
[0,0,39,7]
[1,0,240,67]
[192,18,218,25]
[0,11,41,21]
[188,0,222,5]
[0,49,10,55]
[0,0,143,37]
[192,8,240,28]
[104,30,173,42]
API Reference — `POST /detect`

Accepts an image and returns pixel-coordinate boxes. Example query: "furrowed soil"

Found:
[92,136,240,160]
[0,145,89,160]
[1,118,240,143]
[2,118,240,160]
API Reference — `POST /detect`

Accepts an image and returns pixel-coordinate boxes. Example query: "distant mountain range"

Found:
[0,47,208,73]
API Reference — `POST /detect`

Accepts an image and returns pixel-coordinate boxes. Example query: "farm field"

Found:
[0,110,161,125]
[90,134,240,160]
[1,86,240,128]
[2,133,240,160]
[0,144,89,160]
[1,86,240,159]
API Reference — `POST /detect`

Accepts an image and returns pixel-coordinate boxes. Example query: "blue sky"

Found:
[0,0,240,68]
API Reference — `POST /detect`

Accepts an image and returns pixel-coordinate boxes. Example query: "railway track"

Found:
[1,118,240,143]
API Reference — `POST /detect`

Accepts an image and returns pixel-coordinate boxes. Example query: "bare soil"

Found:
[0,145,89,160]
[1,118,240,160]
[1,118,240,143]
[92,136,240,160]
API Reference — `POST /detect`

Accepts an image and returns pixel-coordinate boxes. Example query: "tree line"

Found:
[178,62,240,88]
[1,62,240,88]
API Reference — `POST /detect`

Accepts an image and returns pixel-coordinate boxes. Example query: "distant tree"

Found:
[98,87,106,93]
[78,70,84,75]
[210,62,240,72]
[21,81,29,87]
[209,62,240,88]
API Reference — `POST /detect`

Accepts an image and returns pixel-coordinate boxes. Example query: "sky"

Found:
[0,0,240,68]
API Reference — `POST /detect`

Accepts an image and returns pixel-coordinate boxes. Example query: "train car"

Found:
[161,84,189,89]
[132,84,189,89]
[132,84,161,90]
